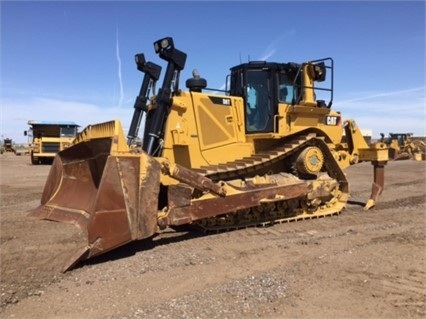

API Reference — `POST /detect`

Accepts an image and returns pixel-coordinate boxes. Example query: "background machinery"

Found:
[0,138,30,156]
[25,121,79,164]
[380,132,425,161]
[29,37,388,271]
[0,138,16,154]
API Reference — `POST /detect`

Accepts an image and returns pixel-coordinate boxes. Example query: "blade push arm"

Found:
[127,54,161,146]
[143,37,187,156]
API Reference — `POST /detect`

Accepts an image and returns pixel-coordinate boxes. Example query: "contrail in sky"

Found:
[260,49,276,61]
[260,31,296,61]
[116,26,124,108]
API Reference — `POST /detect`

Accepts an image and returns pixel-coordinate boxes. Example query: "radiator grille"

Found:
[42,142,60,153]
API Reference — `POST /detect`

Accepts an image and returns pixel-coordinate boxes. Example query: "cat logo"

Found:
[325,116,339,126]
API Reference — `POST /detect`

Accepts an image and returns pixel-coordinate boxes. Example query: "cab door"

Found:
[244,70,274,133]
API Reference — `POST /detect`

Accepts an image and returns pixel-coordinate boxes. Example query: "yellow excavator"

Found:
[29,37,388,271]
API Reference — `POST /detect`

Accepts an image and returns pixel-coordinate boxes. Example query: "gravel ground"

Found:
[1,155,425,319]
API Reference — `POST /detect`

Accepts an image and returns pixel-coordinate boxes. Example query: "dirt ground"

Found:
[1,154,425,319]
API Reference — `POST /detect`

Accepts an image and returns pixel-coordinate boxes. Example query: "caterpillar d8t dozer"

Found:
[29,37,388,272]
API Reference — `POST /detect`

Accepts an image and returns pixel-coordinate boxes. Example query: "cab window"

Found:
[245,70,270,132]
[278,72,294,104]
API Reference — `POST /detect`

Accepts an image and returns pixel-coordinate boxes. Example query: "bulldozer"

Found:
[1,138,16,154]
[380,132,425,161]
[29,37,388,272]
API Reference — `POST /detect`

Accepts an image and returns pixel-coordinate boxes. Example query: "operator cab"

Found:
[229,59,333,134]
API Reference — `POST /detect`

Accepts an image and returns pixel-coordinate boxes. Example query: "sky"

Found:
[1,1,425,144]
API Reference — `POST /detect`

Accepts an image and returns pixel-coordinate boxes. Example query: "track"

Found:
[191,132,349,231]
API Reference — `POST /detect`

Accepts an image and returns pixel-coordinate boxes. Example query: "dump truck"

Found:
[25,121,79,164]
[29,37,388,272]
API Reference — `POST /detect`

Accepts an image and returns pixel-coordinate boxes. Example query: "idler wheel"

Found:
[296,146,324,175]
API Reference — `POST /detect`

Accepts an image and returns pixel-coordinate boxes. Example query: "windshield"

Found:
[60,126,77,137]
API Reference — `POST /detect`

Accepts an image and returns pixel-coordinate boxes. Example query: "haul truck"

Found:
[25,120,79,164]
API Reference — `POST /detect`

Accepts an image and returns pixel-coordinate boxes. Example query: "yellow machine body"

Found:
[380,132,426,161]
[29,37,388,271]
[25,120,79,164]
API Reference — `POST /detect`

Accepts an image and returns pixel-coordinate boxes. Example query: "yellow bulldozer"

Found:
[29,37,388,271]
[380,132,426,161]
[1,138,16,155]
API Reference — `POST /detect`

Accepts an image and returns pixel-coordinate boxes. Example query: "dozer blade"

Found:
[28,120,161,272]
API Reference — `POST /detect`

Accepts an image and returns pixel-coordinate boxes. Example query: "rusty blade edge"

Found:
[62,246,91,273]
